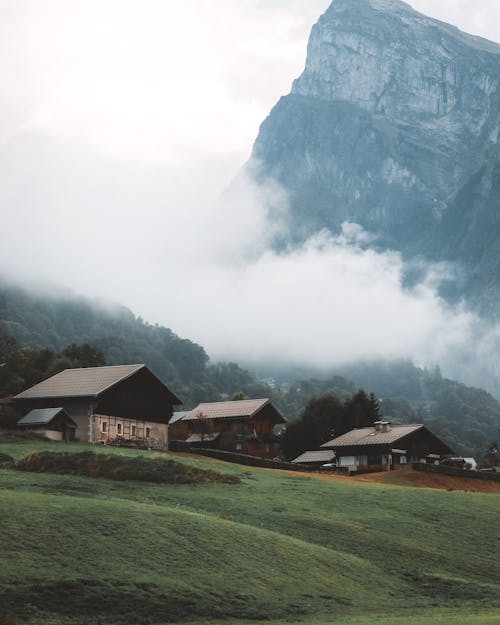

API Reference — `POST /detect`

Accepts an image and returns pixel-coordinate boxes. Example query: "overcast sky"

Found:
[1,0,500,377]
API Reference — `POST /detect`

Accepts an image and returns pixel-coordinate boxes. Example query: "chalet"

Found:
[13,364,181,450]
[172,398,286,459]
[321,421,454,472]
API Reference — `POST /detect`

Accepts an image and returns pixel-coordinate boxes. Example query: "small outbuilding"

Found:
[17,407,76,442]
[321,421,454,472]
[291,450,336,467]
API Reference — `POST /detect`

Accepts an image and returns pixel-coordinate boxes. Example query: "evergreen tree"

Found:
[368,392,382,421]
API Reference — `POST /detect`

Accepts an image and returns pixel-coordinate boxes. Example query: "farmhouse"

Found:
[172,398,286,459]
[13,364,181,450]
[321,421,454,472]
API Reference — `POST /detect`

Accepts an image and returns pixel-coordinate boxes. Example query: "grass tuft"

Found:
[14,450,240,484]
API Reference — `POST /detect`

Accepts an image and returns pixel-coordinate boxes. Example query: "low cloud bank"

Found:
[2,134,497,395]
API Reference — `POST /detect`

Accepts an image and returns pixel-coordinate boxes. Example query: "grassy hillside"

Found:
[0,438,499,625]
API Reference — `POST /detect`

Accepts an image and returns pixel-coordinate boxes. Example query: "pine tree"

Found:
[368,392,382,422]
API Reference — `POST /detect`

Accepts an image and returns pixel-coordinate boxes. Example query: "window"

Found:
[101,421,108,433]
[131,425,136,437]
[145,427,151,438]
[117,423,123,435]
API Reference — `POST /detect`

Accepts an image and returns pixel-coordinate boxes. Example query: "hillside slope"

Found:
[0,440,499,625]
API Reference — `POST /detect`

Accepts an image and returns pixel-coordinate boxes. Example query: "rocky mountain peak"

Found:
[293,0,500,125]
[250,0,500,314]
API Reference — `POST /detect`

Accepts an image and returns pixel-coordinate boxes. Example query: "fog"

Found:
[1,0,500,389]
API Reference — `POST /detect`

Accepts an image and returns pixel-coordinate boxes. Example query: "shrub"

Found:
[0,452,14,468]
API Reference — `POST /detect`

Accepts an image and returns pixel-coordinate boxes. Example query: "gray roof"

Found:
[182,398,285,422]
[17,407,72,426]
[291,450,336,464]
[322,425,424,448]
[169,411,189,425]
[14,364,145,400]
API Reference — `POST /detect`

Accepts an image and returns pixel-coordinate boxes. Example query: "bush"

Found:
[0,452,14,468]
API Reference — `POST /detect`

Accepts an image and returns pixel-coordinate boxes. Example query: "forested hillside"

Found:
[0,281,498,458]
[0,281,275,409]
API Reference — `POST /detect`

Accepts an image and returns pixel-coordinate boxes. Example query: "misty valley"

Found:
[1,0,500,624]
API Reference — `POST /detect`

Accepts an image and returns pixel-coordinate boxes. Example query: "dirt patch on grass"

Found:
[351,468,500,494]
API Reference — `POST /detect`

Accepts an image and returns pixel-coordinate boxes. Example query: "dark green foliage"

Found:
[14,450,240,484]
[368,392,382,420]
[482,441,500,467]
[281,390,377,460]
[0,452,14,468]
[61,343,106,368]
[1,282,499,457]
[0,333,107,397]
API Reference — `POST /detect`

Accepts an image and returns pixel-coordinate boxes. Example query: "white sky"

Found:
[1,0,500,379]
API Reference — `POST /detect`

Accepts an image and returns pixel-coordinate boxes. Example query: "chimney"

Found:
[373,421,391,433]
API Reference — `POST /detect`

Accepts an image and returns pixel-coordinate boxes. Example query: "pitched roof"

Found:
[321,425,424,448]
[14,364,145,400]
[169,411,189,425]
[182,398,280,421]
[17,407,74,426]
[291,450,336,464]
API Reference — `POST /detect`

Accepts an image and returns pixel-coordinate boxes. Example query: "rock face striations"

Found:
[251,0,500,313]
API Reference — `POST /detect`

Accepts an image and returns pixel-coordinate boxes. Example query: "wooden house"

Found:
[173,398,286,459]
[13,364,181,450]
[321,421,454,472]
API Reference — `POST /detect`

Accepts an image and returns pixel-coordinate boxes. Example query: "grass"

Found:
[14,450,240,484]
[0,438,499,625]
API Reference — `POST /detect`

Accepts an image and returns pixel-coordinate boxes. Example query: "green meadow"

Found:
[0,438,499,625]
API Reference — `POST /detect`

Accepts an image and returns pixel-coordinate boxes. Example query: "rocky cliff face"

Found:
[251,0,500,313]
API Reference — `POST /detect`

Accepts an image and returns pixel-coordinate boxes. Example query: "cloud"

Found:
[2,0,500,395]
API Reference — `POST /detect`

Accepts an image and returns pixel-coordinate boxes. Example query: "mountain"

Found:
[251,0,500,313]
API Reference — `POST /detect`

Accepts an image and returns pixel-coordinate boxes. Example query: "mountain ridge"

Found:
[251,0,500,313]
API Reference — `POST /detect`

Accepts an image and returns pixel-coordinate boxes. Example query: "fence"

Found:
[411,462,500,481]
[190,447,310,471]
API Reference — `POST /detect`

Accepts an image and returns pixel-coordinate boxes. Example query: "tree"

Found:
[281,394,343,460]
[62,343,106,368]
[194,410,214,442]
[482,441,500,467]
[368,392,382,421]
[343,390,378,429]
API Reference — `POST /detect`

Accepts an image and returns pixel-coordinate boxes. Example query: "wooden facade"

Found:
[14,364,180,450]
[173,399,286,459]
[322,422,454,472]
